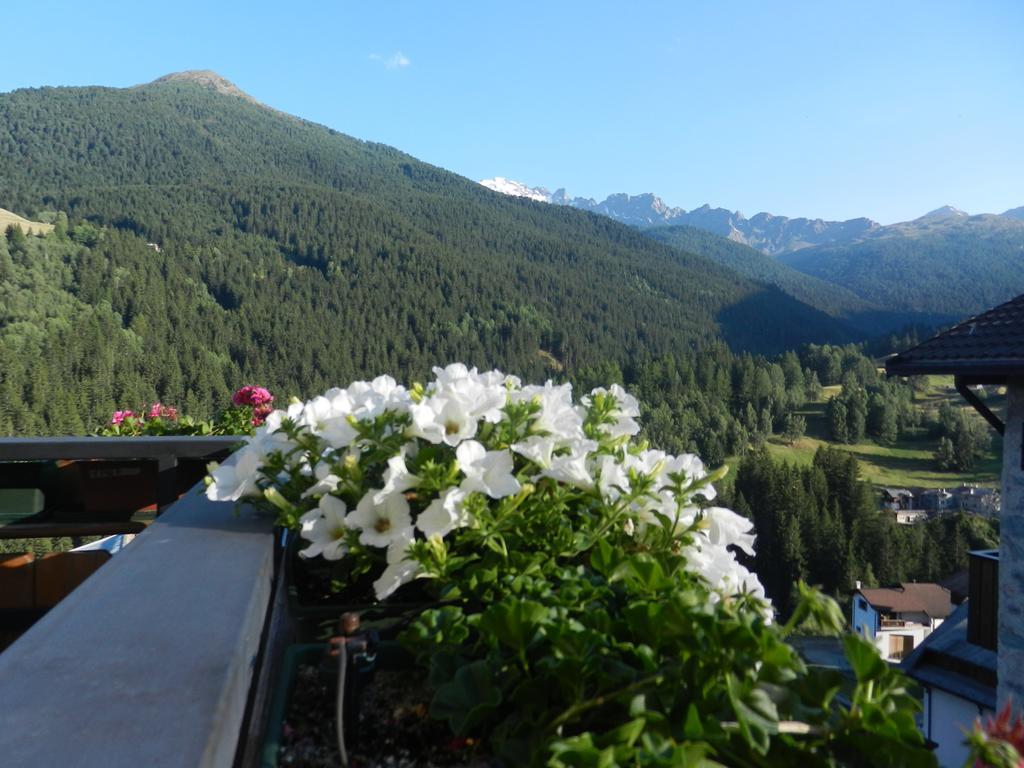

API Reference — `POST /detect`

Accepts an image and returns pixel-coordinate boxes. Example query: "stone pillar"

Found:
[999,379,1024,708]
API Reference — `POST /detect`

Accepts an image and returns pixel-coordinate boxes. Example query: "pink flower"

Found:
[233,385,274,408]
[111,410,136,425]
[232,385,274,408]
[252,404,273,426]
[145,403,179,420]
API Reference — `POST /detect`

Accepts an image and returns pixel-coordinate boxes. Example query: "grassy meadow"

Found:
[0,208,53,236]
[725,376,1002,490]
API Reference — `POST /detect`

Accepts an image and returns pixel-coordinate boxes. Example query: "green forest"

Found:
[0,78,870,433]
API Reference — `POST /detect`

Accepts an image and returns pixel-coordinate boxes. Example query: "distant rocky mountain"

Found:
[479,177,879,255]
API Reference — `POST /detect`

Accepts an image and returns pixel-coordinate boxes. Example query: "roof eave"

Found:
[885,358,1024,381]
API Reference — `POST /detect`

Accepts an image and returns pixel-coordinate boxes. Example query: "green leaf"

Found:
[479,599,551,653]
[602,716,646,748]
[590,538,618,575]
[430,659,503,735]
[843,633,887,681]
[611,554,671,592]
[725,675,778,755]
[683,703,704,739]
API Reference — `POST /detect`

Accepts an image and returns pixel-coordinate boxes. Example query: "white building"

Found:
[852,583,952,662]
[893,509,929,525]
[949,485,1000,516]
[900,551,998,768]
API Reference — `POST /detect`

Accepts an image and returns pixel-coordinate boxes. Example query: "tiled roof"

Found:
[886,293,1024,378]
[858,582,953,619]
[901,602,997,709]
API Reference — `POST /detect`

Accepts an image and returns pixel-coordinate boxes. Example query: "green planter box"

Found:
[261,643,326,768]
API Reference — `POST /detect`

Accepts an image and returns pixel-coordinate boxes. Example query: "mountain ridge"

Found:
[479,177,881,255]
[479,177,1023,258]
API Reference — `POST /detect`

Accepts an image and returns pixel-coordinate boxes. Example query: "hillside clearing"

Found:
[0,208,53,236]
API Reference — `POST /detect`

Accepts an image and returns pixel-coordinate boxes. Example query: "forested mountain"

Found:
[779,211,1024,316]
[0,72,857,434]
[642,225,912,336]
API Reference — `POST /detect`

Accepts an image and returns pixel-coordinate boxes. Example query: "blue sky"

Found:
[1,1,1021,224]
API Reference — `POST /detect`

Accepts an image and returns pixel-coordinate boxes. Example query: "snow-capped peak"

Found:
[918,205,969,221]
[479,177,554,203]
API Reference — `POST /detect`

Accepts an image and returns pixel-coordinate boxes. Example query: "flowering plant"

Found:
[206,364,761,604]
[968,703,1024,768]
[99,386,274,436]
[208,364,932,765]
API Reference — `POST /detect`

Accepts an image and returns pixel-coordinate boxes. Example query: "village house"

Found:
[852,582,952,662]
[949,484,1001,517]
[880,487,914,511]
[918,488,955,513]
[893,509,929,525]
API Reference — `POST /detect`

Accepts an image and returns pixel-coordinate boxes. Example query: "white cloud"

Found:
[370,51,411,70]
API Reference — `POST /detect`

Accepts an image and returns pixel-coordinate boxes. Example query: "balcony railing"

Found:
[0,437,286,767]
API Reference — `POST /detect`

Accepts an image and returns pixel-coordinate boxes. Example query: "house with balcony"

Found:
[852,582,953,661]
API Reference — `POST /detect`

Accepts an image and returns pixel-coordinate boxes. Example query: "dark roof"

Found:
[857,583,952,619]
[886,293,1024,379]
[901,602,997,709]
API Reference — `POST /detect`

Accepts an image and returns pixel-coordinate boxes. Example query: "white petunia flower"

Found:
[585,384,641,438]
[456,441,520,499]
[373,526,421,600]
[300,465,341,499]
[298,495,349,561]
[514,381,585,444]
[685,540,766,605]
[408,396,477,445]
[348,374,411,418]
[633,490,695,534]
[375,449,421,501]
[416,487,471,538]
[541,439,597,489]
[345,490,412,548]
[593,453,630,501]
[511,435,557,469]
[408,370,507,446]
[206,443,266,501]
[700,506,756,556]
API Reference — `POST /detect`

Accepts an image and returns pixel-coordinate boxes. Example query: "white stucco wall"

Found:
[999,381,1024,707]
[925,688,990,768]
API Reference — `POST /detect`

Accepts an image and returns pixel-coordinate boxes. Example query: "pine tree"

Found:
[0,235,11,280]
[828,397,849,443]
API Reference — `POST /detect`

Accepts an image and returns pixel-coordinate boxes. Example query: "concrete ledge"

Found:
[0,486,276,767]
